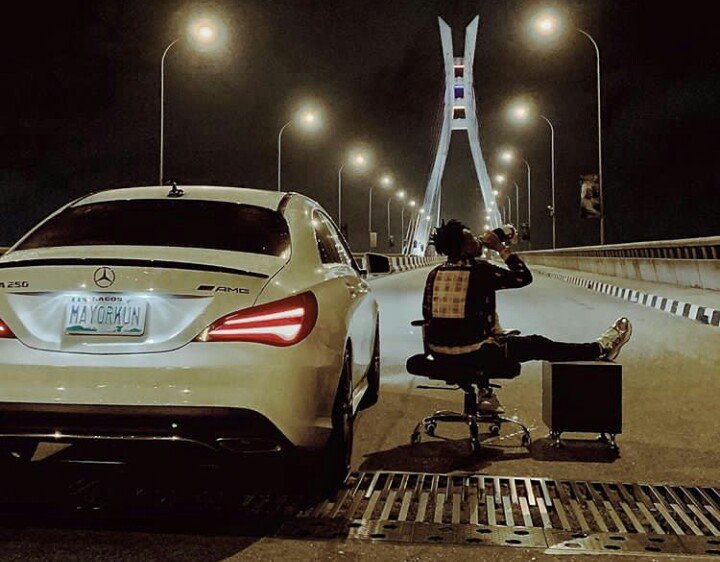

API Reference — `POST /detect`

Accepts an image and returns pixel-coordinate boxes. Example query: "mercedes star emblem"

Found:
[93,266,115,288]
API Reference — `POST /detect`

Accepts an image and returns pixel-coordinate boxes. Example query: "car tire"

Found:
[301,346,354,495]
[358,321,380,411]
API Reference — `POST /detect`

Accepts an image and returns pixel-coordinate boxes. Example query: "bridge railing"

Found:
[517,236,720,291]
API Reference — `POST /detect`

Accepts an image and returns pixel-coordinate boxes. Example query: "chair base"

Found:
[410,393,532,454]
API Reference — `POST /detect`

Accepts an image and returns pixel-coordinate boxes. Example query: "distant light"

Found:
[507,100,532,124]
[484,224,490,230]
[409,200,416,208]
[500,150,514,163]
[493,189,499,196]
[380,173,394,187]
[419,207,425,214]
[347,148,371,172]
[494,174,506,183]
[196,25,215,42]
[188,17,224,50]
[396,190,406,200]
[536,15,558,35]
[426,216,431,221]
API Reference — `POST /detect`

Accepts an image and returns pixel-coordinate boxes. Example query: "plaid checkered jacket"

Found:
[422,255,532,354]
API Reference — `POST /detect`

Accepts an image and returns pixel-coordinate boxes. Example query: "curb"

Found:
[536,269,720,328]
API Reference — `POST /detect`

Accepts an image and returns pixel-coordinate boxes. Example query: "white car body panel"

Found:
[0,186,379,451]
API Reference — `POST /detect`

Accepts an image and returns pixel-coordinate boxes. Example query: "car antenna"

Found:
[166,181,184,198]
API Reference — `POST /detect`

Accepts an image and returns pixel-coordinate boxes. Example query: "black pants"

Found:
[435,335,601,367]
[503,335,602,363]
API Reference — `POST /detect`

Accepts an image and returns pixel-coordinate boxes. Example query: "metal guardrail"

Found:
[520,236,720,261]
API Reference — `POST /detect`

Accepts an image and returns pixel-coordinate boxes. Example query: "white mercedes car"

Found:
[0,185,380,482]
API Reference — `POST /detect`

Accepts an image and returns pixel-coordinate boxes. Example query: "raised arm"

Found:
[481,231,533,290]
[486,250,533,289]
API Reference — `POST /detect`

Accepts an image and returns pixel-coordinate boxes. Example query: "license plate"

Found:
[65,295,147,336]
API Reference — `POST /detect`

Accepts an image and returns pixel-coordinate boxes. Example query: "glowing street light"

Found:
[369,173,393,248]
[500,149,514,163]
[507,98,557,248]
[494,174,506,184]
[528,9,605,244]
[492,189,499,196]
[159,16,224,185]
[277,103,323,191]
[338,148,371,226]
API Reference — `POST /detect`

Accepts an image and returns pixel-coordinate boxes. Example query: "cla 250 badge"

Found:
[0,281,29,289]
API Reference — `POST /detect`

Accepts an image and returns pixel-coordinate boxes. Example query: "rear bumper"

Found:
[0,403,291,454]
[0,337,343,450]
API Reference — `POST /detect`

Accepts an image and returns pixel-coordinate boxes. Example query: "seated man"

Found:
[423,220,632,408]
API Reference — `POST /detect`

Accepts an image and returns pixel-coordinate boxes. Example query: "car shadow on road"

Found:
[0,444,332,562]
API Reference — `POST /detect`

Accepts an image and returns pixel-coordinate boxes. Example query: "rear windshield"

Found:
[15,199,291,257]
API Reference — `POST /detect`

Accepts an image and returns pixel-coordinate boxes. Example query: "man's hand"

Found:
[480,230,503,251]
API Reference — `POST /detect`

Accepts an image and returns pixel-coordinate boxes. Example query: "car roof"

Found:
[74,186,290,210]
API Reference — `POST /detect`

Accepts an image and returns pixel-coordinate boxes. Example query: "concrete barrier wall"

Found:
[354,253,443,275]
[518,236,720,291]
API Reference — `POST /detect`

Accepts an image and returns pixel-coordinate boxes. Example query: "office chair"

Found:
[406,320,532,454]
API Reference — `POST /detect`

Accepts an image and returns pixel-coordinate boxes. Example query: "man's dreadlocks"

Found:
[430,219,468,259]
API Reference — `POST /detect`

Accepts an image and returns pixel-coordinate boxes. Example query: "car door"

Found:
[312,211,374,389]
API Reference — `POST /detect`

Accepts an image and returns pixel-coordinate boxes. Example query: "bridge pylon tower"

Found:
[411,16,501,255]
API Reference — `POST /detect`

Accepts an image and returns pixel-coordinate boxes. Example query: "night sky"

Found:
[2,0,718,251]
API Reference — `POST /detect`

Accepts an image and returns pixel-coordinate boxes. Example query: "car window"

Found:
[15,199,291,257]
[313,212,341,264]
[313,211,354,268]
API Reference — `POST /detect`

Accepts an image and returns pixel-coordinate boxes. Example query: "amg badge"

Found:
[196,284,250,294]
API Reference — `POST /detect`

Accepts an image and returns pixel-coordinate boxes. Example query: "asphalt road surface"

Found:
[0,265,718,561]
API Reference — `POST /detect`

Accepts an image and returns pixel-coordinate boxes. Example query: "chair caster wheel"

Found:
[489,424,501,436]
[521,433,532,448]
[424,422,437,436]
[411,431,421,445]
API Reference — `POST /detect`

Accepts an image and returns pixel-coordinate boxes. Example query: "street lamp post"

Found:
[277,121,292,191]
[578,29,605,244]
[277,106,321,191]
[159,39,178,186]
[388,190,405,250]
[531,12,605,244]
[369,174,393,249]
[512,181,520,228]
[539,114,556,249]
[159,20,221,186]
[337,150,369,227]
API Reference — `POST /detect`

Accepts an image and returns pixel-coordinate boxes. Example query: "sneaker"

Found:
[596,317,632,361]
[479,393,505,414]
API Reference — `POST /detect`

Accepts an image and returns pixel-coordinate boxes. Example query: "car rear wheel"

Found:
[301,346,354,495]
[358,321,380,411]
[323,347,354,489]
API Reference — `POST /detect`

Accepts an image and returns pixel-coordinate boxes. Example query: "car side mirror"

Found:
[365,253,392,275]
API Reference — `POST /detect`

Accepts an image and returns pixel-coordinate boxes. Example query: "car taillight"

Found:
[0,318,15,339]
[195,292,318,346]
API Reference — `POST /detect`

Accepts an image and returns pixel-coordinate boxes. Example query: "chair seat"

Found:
[406,353,521,384]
